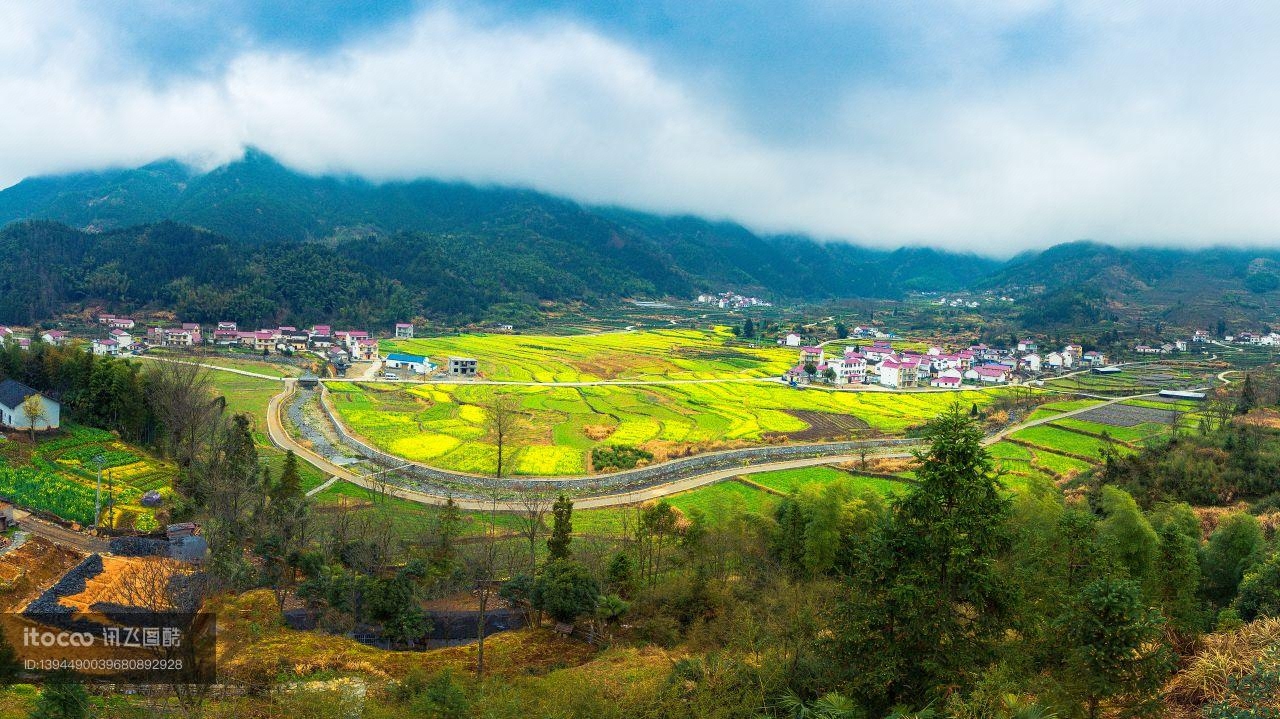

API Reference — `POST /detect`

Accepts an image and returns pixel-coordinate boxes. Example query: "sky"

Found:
[3,0,1280,255]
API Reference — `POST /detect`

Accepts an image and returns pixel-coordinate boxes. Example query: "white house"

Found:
[1045,352,1064,369]
[91,338,120,356]
[0,380,59,431]
[386,352,433,374]
[930,369,964,388]
[394,323,414,339]
[783,333,802,347]
[41,330,67,346]
[1022,354,1041,372]
[109,328,134,348]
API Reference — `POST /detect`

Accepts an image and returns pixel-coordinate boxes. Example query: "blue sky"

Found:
[3,1,1280,254]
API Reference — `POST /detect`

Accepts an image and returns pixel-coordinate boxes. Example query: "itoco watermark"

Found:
[23,628,97,648]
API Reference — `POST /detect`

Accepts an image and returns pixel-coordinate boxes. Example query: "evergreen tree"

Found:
[531,560,600,624]
[1236,373,1258,415]
[547,494,573,560]
[1061,578,1172,719]
[832,403,1014,708]
[1151,519,1204,638]
[742,318,755,338]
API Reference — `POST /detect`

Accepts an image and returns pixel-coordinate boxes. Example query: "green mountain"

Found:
[0,151,999,325]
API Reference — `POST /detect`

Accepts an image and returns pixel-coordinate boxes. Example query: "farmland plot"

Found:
[383,327,801,382]
[327,381,1002,476]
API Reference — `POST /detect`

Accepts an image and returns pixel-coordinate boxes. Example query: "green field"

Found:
[0,425,173,530]
[326,381,1000,476]
[383,327,802,382]
[204,369,328,491]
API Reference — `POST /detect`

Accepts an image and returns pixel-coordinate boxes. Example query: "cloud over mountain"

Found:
[3,1,1280,255]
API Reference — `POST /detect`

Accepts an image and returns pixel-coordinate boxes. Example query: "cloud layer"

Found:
[3,1,1280,255]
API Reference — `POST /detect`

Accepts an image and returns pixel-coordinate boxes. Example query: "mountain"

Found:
[982,240,1280,330]
[0,151,999,321]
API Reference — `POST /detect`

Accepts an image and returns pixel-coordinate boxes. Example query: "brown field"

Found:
[766,409,871,441]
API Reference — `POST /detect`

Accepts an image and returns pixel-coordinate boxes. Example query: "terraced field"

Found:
[325,380,1001,476]
[0,425,175,530]
[1045,362,1218,395]
[382,327,801,382]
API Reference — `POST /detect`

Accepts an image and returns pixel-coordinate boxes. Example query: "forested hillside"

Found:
[0,152,998,323]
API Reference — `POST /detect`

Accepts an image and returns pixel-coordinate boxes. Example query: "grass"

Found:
[328,380,1003,476]
[382,327,800,382]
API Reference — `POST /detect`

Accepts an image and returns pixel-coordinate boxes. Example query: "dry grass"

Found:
[211,590,598,683]
[1167,617,1280,710]
[583,424,616,441]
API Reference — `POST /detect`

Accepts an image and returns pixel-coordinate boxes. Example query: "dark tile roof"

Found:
[0,379,40,409]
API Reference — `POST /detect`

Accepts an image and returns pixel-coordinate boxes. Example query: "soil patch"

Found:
[765,410,870,441]
[1076,403,1179,427]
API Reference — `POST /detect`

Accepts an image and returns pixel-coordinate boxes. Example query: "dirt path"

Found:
[13,510,109,553]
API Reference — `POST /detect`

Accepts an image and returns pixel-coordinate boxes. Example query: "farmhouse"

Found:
[446,356,477,377]
[395,322,414,339]
[0,379,60,431]
[0,327,12,345]
[782,333,802,347]
[879,356,921,388]
[91,338,119,356]
[1021,354,1041,372]
[967,365,1012,384]
[386,352,433,374]
[930,369,963,388]
[40,330,67,346]
[1045,352,1064,369]
[799,346,824,365]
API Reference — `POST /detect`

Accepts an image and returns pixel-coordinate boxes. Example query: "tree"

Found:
[822,366,836,384]
[21,393,46,441]
[1236,373,1258,415]
[547,494,573,560]
[835,322,849,339]
[804,361,817,381]
[1096,486,1158,582]
[606,552,635,596]
[833,403,1014,708]
[1151,518,1204,640]
[516,491,551,572]
[485,393,521,480]
[1235,552,1280,621]
[742,318,755,339]
[532,560,600,624]
[1060,578,1172,719]
[1202,513,1264,607]
[639,500,678,585]
[145,360,220,469]
[30,671,89,719]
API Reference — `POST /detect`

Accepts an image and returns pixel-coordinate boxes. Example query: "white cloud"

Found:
[2,2,1280,255]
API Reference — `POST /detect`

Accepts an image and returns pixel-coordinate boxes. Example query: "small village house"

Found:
[782,333,802,347]
[386,352,434,374]
[0,379,60,431]
[446,356,478,376]
[395,322,414,339]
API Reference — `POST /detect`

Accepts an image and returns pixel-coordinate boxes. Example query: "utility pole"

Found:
[93,454,104,529]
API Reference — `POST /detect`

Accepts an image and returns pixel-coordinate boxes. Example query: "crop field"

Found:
[0,425,173,530]
[746,466,909,496]
[383,327,804,382]
[1075,402,1180,427]
[1045,362,1219,395]
[326,380,1000,476]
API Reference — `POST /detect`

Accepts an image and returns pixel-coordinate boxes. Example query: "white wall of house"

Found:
[0,395,60,431]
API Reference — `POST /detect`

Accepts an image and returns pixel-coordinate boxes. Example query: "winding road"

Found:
[143,354,1223,512]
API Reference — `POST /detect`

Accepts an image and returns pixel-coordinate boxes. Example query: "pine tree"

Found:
[833,403,1015,708]
[547,494,573,560]
[1061,578,1172,719]
[1236,373,1258,415]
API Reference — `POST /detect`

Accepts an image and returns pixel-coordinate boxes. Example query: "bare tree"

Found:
[485,392,522,480]
[475,490,502,677]
[515,488,551,572]
[145,360,221,468]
